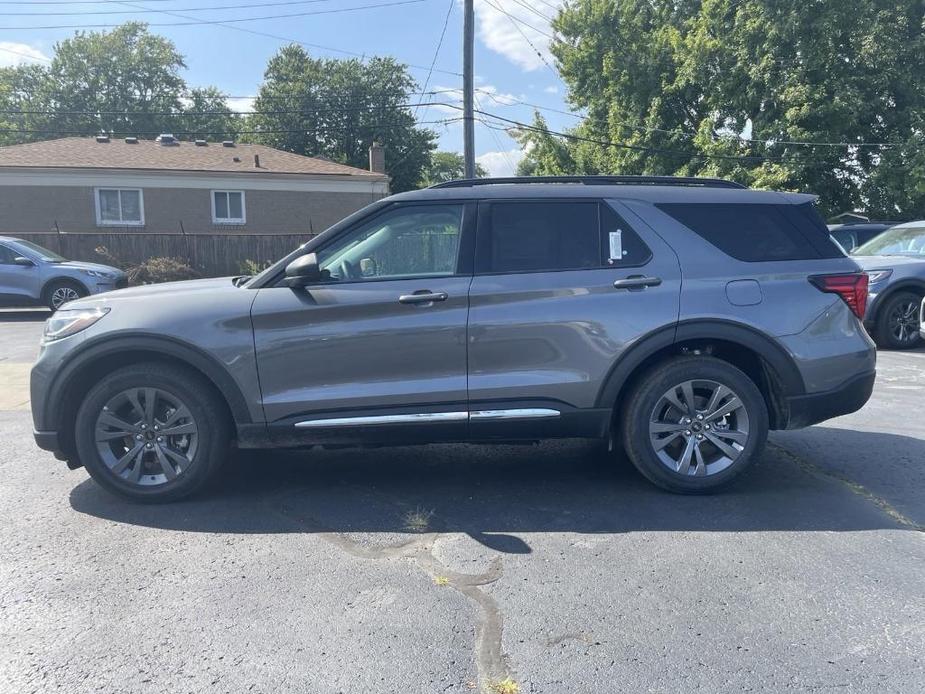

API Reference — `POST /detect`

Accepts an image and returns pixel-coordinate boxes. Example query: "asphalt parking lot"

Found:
[1,310,923,693]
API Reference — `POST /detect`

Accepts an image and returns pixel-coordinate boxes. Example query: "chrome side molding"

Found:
[294,411,468,428]
[469,408,561,420]
[294,408,561,428]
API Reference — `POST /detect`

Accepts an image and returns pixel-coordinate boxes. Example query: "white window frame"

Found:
[211,190,246,225]
[94,187,144,226]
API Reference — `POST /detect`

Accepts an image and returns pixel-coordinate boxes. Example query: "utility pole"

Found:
[463,0,475,178]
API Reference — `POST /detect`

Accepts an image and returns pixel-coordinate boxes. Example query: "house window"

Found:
[96,188,144,226]
[212,191,245,224]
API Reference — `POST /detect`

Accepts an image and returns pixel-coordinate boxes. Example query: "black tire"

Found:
[74,362,230,503]
[873,291,922,350]
[43,279,88,311]
[621,356,768,494]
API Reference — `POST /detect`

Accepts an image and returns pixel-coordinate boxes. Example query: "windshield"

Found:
[853,226,925,256]
[12,239,67,262]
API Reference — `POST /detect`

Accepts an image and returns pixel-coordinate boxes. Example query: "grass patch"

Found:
[489,678,520,694]
[402,507,434,532]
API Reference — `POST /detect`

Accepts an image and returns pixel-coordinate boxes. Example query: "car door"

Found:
[0,243,39,302]
[250,201,475,443]
[466,198,681,439]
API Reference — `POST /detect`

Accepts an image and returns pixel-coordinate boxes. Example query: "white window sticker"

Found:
[609,230,624,261]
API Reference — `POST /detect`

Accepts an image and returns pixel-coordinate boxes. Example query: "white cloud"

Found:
[543,85,559,94]
[227,96,256,113]
[473,0,562,71]
[0,42,50,68]
[477,148,524,178]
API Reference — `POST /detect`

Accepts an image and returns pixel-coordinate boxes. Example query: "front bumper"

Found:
[783,370,876,429]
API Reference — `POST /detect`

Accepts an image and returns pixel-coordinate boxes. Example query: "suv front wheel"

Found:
[74,362,230,502]
[621,356,768,493]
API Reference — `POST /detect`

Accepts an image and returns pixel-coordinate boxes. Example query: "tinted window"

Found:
[657,203,823,262]
[479,201,650,273]
[0,245,17,264]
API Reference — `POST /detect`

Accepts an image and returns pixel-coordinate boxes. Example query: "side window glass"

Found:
[0,245,17,264]
[317,204,463,282]
[483,202,599,273]
[601,203,652,267]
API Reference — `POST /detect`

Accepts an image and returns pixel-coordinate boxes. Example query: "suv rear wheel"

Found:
[74,362,230,502]
[44,279,87,311]
[874,291,922,350]
[621,356,768,493]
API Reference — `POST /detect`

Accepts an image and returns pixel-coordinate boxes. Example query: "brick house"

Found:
[0,136,389,236]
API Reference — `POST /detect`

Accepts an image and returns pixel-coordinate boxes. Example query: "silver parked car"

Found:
[850,221,925,349]
[30,176,876,502]
[0,236,126,311]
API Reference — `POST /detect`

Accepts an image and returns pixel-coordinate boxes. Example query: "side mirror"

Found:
[284,252,323,288]
[13,256,35,267]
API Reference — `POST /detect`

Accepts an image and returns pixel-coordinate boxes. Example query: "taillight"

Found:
[809,273,869,320]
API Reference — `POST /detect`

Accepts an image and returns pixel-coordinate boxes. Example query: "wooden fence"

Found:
[15,232,314,277]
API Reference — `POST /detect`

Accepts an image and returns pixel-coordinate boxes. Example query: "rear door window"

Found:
[476,201,650,274]
[656,203,839,261]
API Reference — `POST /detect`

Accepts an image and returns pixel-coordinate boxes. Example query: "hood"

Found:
[851,254,925,270]
[57,260,125,275]
[68,276,241,309]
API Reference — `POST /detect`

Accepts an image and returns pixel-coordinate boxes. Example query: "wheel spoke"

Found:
[110,442,144,475]
[96,412,139,438]
[161,405,191,429]
[126,390,145,424]
[154,445,178,481]
[680,381,696,415]
[676,436,696,475]
[159,421,195,437]
[143,388,157,426]
[711,428,748,444]
[704,384,729,417]
[706,432,741,460]
[662,387,688,415]
[650,421,688,434]
[127,448,147,482]
[693,442,707,476]
[705,396,742,422]
[653,431,683,451]
[160,444,189,471]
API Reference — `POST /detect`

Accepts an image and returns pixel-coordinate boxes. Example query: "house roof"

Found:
[0,136,385,179]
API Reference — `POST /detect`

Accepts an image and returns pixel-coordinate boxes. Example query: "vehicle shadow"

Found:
[69,428,923,550]
[0,308,49,322]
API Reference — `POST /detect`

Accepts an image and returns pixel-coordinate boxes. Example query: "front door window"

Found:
[317,204,464,282]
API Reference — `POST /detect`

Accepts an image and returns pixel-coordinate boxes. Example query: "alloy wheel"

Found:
[648,379,750,477]
[51,286,80,309]
[888,300,920,345]
[94,387,199,486]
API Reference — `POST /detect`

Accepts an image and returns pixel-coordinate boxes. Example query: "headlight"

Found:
[867,269,893,284]
[43,307,110,342]
[81,269,111,279]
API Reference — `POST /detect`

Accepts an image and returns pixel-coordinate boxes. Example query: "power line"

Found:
[0,117,461,136]
[504,0,554,24]
[111,0,462,77]
[480,0,558,79]
[0,0,342,16]
[0,44,51,62]
[0,0,429,30]
[0,101,453,116]
[414,0,454,118]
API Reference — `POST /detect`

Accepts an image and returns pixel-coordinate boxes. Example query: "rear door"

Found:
[466,198,681,439]
[250,201,475,442]
[0,243,38,301]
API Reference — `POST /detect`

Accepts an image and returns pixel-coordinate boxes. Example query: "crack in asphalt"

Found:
[770,442,924,533]
[266,487,515,693]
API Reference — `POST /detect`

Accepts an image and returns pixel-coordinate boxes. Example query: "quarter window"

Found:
[212,191,245,224]
[96,188,143,226]
[317,204,464,282]
[477,201,650,274]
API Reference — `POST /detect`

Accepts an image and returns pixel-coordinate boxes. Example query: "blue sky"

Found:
[0,0,578,176]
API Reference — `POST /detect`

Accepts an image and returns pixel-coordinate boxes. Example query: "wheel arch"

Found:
[46,334,253,458]
[867,280,925,323]
[596,319,806,431]
[41,275,90,299]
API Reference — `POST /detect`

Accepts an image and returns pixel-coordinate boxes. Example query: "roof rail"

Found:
[429,175,746,190]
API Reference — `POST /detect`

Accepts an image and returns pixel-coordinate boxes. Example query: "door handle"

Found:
[399,291,448,304]
[613,275,662,290]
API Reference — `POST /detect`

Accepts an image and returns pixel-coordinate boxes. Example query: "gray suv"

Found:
[0,236,126,310]
[30,176,876,502]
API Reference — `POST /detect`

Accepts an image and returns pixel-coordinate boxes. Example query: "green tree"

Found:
[423,151,487,184]
[0,23,238,143]
[513,111,577,176]
[181,86,242,141]
[543,0,925,218]
[250,45,436,192]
